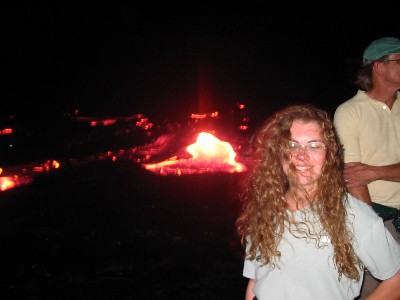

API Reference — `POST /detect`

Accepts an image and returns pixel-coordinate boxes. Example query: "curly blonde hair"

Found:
[236,104,362,280]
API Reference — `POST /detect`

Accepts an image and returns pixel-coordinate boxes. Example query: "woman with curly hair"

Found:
[236,105,400,300]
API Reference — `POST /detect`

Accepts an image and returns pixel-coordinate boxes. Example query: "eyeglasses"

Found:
[383,58,400,64]
[288,140,326,155]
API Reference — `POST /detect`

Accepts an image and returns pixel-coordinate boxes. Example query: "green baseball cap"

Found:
[363,37,400,61]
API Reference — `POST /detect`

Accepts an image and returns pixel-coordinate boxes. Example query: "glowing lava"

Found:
[0,177,16,191]
[0,176,33,191]
[0,160,60,192]
[143,132,247,175]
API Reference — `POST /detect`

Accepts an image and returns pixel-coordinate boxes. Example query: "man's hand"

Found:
[344,162,377,188]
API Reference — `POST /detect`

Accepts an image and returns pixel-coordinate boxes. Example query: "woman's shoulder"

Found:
[344,193,381,230]
[344,194,385,239]
[345,193,378,216]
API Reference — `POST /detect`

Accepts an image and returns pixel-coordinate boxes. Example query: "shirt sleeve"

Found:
[333,103,362,163]
[348,196,400,280]
[356,219,400,279]
[243,258,256,279]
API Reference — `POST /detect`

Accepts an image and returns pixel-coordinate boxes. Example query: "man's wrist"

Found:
[374,165,386,182]
[371,165,379,182]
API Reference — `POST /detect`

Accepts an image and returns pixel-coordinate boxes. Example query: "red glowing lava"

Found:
[0,160,60,192]
[0,176,16,191]
[143,132,246,175]
[0,176,33,191]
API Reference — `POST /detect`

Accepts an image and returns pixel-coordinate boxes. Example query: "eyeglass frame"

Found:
[288,140,327,155]
[380,57,400,64]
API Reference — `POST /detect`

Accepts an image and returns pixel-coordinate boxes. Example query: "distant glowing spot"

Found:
[33,160,61,172]
[0,128,13,135]
[33,166,44,172]
[52,160,60,169]
[0,177,17,191]
[190,111,219,120]
[90,119,117,127]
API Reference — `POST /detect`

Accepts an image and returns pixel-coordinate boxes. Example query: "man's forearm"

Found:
[347,186,372,205]
[344,162,400,188]
[376,163,400,182]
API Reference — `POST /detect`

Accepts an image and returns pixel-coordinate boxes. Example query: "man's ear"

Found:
[373,61,386,77]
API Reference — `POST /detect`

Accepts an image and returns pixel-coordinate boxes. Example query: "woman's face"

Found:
[282,120,327,193]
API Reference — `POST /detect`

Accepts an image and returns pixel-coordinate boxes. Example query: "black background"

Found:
[4,2,399,121]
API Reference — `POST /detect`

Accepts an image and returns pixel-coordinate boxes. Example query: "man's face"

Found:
[382,53,400,88]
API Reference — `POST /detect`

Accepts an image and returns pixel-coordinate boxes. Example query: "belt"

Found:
[372,202,400,233]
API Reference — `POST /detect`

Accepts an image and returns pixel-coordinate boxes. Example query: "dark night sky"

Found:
[3,2,399,122]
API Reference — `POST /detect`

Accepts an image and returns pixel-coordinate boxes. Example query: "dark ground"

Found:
[0,160,248,299]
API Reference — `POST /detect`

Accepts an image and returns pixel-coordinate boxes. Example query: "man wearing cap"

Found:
[334,37,400,299]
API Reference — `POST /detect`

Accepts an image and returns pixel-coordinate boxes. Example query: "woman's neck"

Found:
[285,190,312,212]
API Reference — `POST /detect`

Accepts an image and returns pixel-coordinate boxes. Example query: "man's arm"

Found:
[333,104,372,203]
[344,162,400,205]
[366,271,400,300]
[347,185,372,205]
[344,162,400,187]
